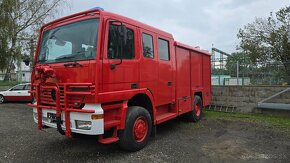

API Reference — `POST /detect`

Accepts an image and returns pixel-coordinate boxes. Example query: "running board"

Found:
[156,112,177,124]
[98,136,119,144]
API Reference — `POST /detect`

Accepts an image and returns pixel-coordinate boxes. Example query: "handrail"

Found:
[257,87,290,110]
[27,104,95,113]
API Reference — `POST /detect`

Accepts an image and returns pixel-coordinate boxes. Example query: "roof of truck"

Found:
[175,42,211,56]
[44,8,210,56]
[102,11,210,56]
[102,11,173,39]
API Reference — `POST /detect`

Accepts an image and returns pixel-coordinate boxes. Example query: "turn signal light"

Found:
[91,114,103,120]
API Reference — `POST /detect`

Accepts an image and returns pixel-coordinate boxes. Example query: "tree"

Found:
[238,6,290,84]
[0,0,66,81]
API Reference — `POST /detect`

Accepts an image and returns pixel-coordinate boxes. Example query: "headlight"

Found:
[75,120,92,130]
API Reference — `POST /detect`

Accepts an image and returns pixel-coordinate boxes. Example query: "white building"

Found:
[16,62,31,82]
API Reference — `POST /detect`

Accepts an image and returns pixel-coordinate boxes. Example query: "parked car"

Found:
[0,83,32,103]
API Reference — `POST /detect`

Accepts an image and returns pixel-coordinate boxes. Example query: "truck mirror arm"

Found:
[109,20,127,70]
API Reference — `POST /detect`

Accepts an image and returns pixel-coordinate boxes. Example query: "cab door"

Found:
[102,19,139,93]
[156,37,174,106]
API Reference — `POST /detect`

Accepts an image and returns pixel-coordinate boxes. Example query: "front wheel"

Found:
[0,95,4,104]
[118,106,152,151]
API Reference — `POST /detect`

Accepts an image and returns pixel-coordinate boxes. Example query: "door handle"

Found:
[131,83,138,89]
[167,82,172,86]
[110,64,116,70]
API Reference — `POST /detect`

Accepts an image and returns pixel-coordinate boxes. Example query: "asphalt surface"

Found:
[0,103,290,163]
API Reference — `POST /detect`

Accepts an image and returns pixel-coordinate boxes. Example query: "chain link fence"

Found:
[211,57,290,86]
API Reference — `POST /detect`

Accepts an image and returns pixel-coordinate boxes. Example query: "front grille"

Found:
[39,86,83,108]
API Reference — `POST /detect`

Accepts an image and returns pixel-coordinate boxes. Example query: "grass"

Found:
[205,110,290,129]
[0,81,21,86]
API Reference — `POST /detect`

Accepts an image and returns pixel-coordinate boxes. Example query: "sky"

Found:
[60,0,290,53]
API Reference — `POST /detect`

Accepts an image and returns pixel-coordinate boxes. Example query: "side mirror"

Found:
[109,20,127,47]
[109,20,127,69]
[118,25,127,46]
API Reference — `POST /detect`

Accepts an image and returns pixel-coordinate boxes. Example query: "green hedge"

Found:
[0,81,21,86]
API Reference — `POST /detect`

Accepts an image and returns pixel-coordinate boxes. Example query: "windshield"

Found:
[37,19,99,63]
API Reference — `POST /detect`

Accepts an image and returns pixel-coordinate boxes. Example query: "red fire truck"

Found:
[29,8,211,151]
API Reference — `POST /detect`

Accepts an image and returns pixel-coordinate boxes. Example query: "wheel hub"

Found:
[0,96,4,103]
[195,103,201,117]
[133,117,148,142]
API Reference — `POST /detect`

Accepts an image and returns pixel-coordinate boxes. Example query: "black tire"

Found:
[118,106,152,152]
[185,95,203,122]
[0,95,4,104]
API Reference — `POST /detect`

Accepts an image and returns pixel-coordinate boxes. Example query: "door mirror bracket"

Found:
[109,20,127,69]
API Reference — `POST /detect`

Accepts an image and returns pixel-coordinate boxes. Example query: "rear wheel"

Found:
[0,95,4,104]
[185,95,203,122]
[119,106,152,151]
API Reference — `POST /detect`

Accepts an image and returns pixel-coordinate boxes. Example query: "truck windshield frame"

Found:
[37,19,100,64]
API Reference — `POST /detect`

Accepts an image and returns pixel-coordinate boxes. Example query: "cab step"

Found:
[98,136,119,144]
[104,120,120,129]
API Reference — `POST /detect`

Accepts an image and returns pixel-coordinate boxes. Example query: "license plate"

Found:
[47,113,56,122]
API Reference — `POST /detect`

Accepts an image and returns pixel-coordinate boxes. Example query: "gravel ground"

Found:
[0,103,290,163]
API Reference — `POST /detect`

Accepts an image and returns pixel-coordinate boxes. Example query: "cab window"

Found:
[158,38,170,61]
[107,24,135,59]
[142,33,154,58]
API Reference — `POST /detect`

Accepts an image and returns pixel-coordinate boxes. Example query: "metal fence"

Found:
[211,51,290,86]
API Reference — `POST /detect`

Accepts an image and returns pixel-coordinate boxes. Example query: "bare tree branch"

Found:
[0,0,67,80]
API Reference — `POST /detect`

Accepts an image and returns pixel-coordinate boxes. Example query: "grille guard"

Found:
[28,83,95,137]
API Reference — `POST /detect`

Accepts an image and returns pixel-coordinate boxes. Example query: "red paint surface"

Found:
[5,96,32,102]
[133,116,148,142]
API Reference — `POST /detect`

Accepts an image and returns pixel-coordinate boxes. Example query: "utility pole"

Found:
[237,61,239,85]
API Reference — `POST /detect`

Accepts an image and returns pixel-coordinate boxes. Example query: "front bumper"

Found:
[32,104,104,135]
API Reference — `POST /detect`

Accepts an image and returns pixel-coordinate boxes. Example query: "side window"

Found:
[24,85,31,90]
[158,38,170,60]
[142,33,154,58]
[107,24,135,59]
[11,85,24,91]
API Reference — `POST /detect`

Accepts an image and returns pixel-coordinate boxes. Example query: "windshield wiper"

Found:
[55,55,76,60]
[55,51,84,61]
[64,61,83,68]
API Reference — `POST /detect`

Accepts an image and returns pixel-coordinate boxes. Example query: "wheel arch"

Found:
[127,90,156,125]
[194,91,203,104]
